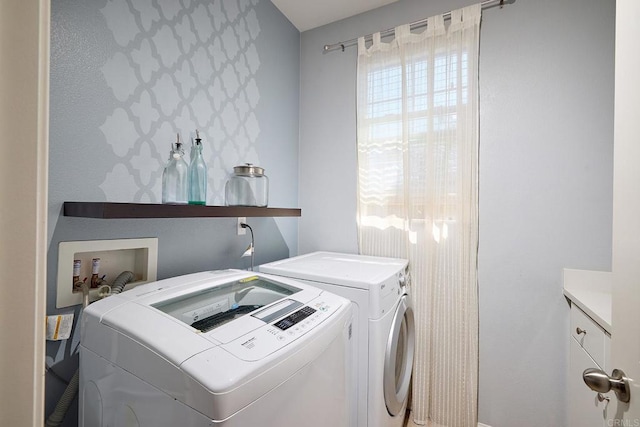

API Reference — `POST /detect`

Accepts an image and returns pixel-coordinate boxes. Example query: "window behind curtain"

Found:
[358,47,469,226]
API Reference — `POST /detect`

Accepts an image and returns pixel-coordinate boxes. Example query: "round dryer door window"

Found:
[383,294,415,416]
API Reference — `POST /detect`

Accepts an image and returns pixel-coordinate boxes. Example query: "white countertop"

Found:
[563,268,612,334]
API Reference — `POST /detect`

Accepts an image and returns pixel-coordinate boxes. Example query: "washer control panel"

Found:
[274,306,316,330]
[221,295,345,362]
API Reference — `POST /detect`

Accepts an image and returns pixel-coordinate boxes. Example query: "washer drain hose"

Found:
[110,271,136,294]
[44,370,78,427]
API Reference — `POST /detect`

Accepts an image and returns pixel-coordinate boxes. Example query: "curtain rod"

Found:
[323,0,515,53]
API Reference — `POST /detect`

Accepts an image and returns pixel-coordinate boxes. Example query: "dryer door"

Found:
[383,294,415,416]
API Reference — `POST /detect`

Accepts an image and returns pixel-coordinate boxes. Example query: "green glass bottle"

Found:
[188,130,207,205]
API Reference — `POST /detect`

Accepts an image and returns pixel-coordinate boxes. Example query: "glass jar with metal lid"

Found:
[225,163,269,207]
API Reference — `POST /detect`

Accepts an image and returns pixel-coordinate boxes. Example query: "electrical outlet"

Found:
[237,217,246,235]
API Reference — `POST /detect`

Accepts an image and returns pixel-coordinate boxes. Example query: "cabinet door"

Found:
[569,337,609,427]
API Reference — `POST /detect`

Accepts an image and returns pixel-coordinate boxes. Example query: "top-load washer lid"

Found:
[260,251,408,289]
[152,275,300,333]
[90,272,319,365]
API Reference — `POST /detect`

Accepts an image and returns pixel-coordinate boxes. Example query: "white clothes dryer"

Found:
[260,252,415,427]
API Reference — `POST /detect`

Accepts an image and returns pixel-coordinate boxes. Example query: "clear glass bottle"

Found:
[162,134,188,204]
[188,130,207,205]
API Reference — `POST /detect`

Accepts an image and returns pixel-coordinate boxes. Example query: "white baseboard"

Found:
[478,423,492,427]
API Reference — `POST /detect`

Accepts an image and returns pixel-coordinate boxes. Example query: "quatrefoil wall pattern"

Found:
[98,0,262,204]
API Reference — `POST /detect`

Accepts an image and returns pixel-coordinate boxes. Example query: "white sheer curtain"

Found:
[356,5,481,426]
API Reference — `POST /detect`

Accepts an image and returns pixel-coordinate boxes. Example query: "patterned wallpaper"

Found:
[97,0,263,204]
[47,2,299,422]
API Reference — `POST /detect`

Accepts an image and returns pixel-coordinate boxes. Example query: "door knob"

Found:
[583,368,631,403]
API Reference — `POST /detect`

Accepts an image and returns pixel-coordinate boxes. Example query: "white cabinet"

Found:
[568,303,612,427]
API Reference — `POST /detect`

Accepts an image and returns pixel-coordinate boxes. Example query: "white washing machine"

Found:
[79,269,353,427]
[260,252,415,427]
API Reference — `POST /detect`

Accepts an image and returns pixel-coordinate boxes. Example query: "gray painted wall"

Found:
[46,0,299,425]
[299,0,614,425]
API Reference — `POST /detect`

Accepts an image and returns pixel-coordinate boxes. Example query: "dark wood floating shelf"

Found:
[64,202,301,219]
